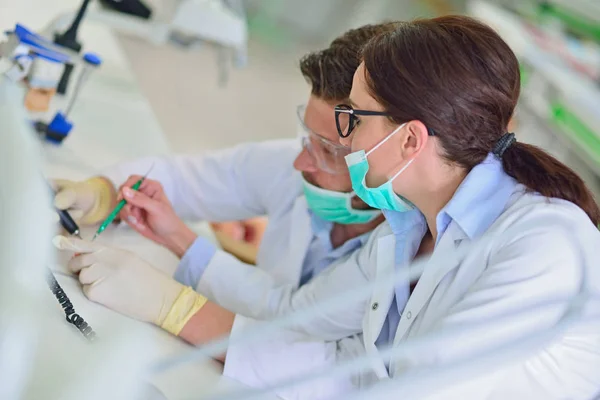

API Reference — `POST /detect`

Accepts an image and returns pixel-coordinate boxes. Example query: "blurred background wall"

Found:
[119,0,472,152]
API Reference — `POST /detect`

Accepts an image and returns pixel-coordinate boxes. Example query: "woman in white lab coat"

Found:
[331,15,600,399]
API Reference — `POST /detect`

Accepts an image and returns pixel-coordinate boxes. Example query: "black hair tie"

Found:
[492,132,516,158]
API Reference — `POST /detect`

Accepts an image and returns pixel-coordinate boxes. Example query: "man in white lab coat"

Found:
[53,22,398,399]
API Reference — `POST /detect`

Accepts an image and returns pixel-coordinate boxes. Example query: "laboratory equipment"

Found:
[46,267,97,341]
[51,0,248,86]
[56,208,82,238]
[23,56,63,112]
[0,23,102,144]
[53,0,92,95]
[47,194,96,341]
[47,181,83,238]
[100,0,153,20]
[35,52,102,144]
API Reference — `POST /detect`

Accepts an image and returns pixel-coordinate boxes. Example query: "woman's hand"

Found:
[117,176,197,257]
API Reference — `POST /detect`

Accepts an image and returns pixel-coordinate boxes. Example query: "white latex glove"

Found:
[52,177,117,225]
[53,236,207,334]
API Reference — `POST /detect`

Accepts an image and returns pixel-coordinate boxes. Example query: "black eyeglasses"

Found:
[334,104,437,138]
[334,104,390,138]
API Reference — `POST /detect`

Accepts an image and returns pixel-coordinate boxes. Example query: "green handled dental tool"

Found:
[92,164,154,241]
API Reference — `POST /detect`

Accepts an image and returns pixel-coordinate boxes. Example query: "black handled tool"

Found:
[47,180,82,238]
[57,208,82,238]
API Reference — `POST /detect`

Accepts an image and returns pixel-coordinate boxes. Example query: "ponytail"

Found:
[502,142,600,226]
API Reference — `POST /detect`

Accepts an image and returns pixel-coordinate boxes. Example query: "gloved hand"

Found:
[53,236,207,335]
[52,177,117,225]
[117,176,197,258]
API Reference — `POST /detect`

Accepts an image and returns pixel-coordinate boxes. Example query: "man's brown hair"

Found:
[299,22,399,102]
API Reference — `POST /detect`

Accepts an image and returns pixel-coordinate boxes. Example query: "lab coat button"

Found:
[406,311,412,319]
[372,302,379,310]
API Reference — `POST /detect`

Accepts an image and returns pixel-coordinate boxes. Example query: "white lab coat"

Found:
[102,139,369,399]
[102,140,600,398]
[178,178,600,399]
[356,187,600,399]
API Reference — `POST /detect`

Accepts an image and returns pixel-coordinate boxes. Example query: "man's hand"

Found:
[52,177,117,225]
[53,236,207,335]
[117,176,197,258]
[211,217,268,248]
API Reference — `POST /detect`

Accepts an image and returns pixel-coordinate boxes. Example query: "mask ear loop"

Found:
[365,123,406,157]
[388,157,415,182]
[364,123,414,183]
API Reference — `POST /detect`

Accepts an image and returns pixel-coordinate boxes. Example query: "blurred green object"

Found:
[519,63,531,86]
[550,101,600,169]
[538,2,600,43]
[246,0,292,48]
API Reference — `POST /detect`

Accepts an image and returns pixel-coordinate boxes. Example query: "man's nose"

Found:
[293,147,319,173]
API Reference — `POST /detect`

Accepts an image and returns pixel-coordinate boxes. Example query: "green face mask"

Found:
[345,123,415,212]
[301,176,381,224]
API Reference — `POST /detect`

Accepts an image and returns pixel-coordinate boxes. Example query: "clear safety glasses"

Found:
[297,105,351,175]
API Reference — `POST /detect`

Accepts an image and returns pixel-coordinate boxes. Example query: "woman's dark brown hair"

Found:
[362,15,600,226]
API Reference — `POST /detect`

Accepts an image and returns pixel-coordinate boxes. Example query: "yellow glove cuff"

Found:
[159,286,208,336]
[82,177,117,225]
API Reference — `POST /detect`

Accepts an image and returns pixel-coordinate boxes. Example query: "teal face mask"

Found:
[301,176,381,224]
[344,123,415,212]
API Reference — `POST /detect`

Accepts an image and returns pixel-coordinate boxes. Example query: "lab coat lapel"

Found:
[284,197,314,286]
[393,223,467,345]
[363,233,396,379]
[368,234,397,342]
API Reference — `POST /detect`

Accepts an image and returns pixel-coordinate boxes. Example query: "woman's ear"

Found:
[402,120,430,157]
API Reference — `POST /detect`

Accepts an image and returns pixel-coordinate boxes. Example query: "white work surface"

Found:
[0,5,259,399]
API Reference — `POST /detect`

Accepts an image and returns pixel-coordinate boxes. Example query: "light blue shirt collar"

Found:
[436,153,517,242]
[383,153,518,249]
